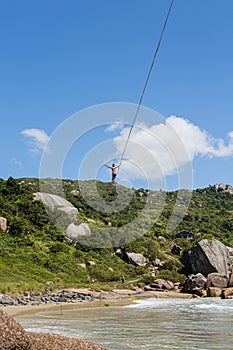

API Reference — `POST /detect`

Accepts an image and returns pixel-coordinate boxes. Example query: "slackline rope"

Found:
[117,0,174,174]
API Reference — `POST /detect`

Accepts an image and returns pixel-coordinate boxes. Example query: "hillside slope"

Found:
[0,177,232,293]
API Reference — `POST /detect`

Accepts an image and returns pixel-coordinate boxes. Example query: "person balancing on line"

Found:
[105,162,121,184]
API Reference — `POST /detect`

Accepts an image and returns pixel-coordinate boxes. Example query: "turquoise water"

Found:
[16,298,233,349]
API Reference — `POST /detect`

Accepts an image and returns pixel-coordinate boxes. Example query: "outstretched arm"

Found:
[105,164,111,169]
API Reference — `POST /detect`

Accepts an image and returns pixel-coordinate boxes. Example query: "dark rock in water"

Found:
[181,273,207,295]
[206,272,228,289]
[0,310,31,349]
[182,238,231,278]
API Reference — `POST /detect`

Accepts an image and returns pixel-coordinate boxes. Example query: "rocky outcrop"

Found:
[0,310,109,350]
[70,189,80,196]
[206,273,228,289]
[181,273,207,295]
[181,272,233,297]
[125,252,147,267]
[0,289,99,307]
[34,192,78,217]
[0,310,31,349]
[116,249,148,267]
[182,238,231,278]
[215,183,233,194]
[66,223,91,240]
[0,217,7,232]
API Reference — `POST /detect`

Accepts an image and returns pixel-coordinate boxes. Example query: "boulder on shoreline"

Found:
[0,289,99,307]
[181,273,207,295]
[206,272,228,289]
[0,310,109,350]
[182,238,231,278]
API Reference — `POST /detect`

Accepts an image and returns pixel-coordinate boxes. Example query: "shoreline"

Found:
[1,287,192,317]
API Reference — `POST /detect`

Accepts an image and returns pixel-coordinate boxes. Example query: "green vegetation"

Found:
[0,177,232,294]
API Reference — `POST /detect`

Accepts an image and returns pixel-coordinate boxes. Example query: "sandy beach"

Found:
[1,287,192,317]
[0,287,193,350]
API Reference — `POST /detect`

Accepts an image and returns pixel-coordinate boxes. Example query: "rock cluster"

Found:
[215,183,233,195]
[179,238,233,298]
[0,289,99,307]
[0,310,109,350]
[181,271,233,298]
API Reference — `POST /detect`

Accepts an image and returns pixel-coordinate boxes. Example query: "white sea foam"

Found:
[16,298,233,350]
[125,297,186,309]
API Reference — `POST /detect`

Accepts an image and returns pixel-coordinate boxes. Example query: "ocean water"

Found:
[16,298,233,350]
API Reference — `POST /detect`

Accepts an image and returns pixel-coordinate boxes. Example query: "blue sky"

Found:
[0,0,233,191]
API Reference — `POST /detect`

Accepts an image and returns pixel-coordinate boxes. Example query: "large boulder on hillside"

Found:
[215,183,233,194]
[0,217,7,232]
[206,273,228,289]
[66,223,91,240]
[0,310,31,349]
[182,238,231,278]
[181,273,207,295]
[34,192,78,217]
[125,252,147,266]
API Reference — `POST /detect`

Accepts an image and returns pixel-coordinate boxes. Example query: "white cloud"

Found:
[21,128,50,154]
[105,120,124,133]
[113,116,233,181]
[11,158,23,169]
[167,116,233,158]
